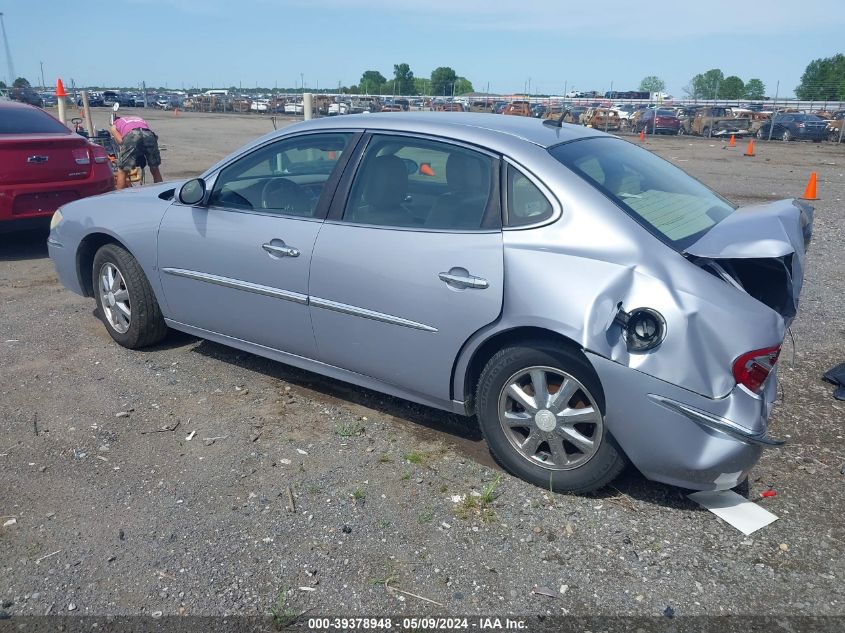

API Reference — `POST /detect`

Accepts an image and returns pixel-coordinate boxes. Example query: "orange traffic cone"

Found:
[639,129,645,142]
[743,139,755,156]
[801,172,819,200]
[728,134,736,147]
[55,78,67,97]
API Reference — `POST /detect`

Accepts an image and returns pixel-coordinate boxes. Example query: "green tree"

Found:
[639,75,665,93]
[453,77,474,95]
[12,77,30,88]
[413,77,430,95]
[430,66,458,97]
[718,75,745,99]
[689,68,724,99]
[744,78,766,100]
[393,63,415,96]
[795,54,845,101]
[0,80,6,89]
[359,70,386,95]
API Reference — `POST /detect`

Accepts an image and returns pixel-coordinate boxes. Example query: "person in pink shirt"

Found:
[109,115,163,189]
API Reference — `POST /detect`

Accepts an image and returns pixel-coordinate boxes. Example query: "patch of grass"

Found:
[400,470,412,481]
[418,509,435,524]
[377,454,392,464]
[403,451,426,464]
[334,420,365,437]
[269,589,298,631]
[480,474,502,504]
[370,565,398,586]
[351,486,366,501]
[379,519,392,529]
[305,484,322,496]
[440,484,448,494]
[454,475,502,523]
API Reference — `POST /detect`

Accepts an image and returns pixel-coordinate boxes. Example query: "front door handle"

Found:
[262,241,300,258]
[438,272,489,290]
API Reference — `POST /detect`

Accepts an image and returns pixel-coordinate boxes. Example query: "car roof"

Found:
[288,112,601,150]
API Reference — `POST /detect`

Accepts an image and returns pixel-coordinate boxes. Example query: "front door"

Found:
[157,132,355,358]
[308,134,504,402]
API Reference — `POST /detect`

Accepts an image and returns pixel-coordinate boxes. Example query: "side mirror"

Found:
[178,178,206,205]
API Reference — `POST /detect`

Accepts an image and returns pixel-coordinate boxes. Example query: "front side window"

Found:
[209,133,352,217]
[343,135,495,230]
[550,137,736,251]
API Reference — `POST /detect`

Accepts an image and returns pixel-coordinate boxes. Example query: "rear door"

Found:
[308,133,504,402]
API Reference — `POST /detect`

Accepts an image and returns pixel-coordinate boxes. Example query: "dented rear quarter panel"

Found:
[455,143,787,401]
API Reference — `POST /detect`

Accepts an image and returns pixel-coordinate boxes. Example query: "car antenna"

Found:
[543,115,563,128]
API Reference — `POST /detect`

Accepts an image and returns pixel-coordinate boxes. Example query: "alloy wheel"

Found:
[99,262,131,334]
[497,366,603,471]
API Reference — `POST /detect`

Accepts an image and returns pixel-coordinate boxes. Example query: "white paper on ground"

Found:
[688,490,778,535]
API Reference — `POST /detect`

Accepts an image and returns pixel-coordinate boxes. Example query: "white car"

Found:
[251,99,269,112]
[284,102,304,115]
[612,104,636,121]
[328,102,349,116]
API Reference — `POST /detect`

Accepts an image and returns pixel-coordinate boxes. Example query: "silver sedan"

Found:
[48,113,812,493]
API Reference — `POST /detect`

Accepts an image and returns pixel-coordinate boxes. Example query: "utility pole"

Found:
[0,12,14,86]
[39,60,44,90]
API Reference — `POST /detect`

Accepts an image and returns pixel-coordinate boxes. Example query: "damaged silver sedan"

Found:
[47,113,812,493]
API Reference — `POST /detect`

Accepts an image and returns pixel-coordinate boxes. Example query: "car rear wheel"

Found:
[757,128,765,140]
[782,129,792,141]
[93,244,168,349]
[476,343,626,493]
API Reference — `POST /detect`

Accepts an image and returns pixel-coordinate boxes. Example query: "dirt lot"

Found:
[1,110,844,630]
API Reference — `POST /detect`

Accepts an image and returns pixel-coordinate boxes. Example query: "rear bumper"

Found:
[587,352,779,490]
[0,169,114,222]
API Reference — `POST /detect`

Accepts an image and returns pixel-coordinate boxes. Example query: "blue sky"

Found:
[3,0,844,97]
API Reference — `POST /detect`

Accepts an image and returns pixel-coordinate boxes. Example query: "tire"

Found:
[92,243,168,349]
[702,126,710,138]
[782,129,792,142]
[677,126,686,136]
[757,128,765,140]
[475,342,627,494]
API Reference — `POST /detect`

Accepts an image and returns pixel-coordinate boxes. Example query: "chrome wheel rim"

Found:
[497,366,603,471]
[99,263,131,334]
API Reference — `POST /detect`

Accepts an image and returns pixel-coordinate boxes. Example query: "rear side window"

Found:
[550,137,735,251]
[506,165,553,227]
[0,106,68,134]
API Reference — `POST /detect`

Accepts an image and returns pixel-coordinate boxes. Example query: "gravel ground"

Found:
[1,111,844,630]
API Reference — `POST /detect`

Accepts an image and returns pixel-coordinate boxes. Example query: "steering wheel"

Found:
[260,177,310,215]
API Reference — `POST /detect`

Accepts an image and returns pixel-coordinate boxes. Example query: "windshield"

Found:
[549,137,736,251]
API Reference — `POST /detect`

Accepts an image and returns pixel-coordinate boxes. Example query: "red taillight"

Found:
[732,345,781,393]
[71,147,91,165]
[89,143,109,164]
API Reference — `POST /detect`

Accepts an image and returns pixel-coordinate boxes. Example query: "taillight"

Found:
[732,345,781,394]
[71,147,90,165]
[89,143,109,163]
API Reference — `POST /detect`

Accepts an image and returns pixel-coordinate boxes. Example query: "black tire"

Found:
[757,128,765,140]
[475,342,627,494]
[92,243,168,349]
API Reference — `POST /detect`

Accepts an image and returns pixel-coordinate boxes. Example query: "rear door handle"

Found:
[262,241,300,258]
[438,272,489,290]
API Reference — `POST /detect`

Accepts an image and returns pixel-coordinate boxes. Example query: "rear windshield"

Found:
[549,137,736,251]
[0,107,69,134]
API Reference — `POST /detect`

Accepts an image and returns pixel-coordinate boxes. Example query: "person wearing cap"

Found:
[109,115,163,190]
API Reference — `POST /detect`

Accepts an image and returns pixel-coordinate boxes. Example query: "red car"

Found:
[633,108,681,135]
[0,101,114,231]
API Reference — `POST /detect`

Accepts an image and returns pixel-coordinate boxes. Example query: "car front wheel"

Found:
[782,129,792,141]
[476,343,626,493]
[92,244,168,349]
